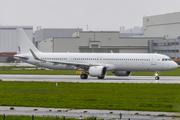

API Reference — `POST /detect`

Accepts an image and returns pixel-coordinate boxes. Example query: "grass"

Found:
[0,67,180,76]
[131,67,180,76]
[0,66,38,70]
[0,82,180,112]
[0,115,98,120]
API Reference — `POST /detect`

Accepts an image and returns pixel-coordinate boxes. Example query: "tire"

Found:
[98,76,104,79]
[81,74,88,79]
[155,76,160,80]
[84,74,88,79]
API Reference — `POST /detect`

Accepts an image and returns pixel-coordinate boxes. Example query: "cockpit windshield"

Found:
[162,58,172,61]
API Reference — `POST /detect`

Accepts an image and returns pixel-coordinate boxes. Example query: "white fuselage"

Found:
[15,52,178,72]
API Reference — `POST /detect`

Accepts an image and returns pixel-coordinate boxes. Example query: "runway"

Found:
[0,75,180,83]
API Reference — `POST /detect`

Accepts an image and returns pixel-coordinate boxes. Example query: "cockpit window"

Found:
[162,58,171,61]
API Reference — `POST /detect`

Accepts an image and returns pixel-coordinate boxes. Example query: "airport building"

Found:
[0,26,33,53]
[1,12,180,62]
[148,39,180,59]
[143,12,180,39]
[144,12,180,59]
[37,31,163,53]
[0,26,33,62]
[34,28,82,48]
[37,12,180,55]
[120,26,144,37]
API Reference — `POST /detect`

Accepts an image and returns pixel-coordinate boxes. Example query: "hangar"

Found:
[37,31,163,53]
[39,12,180,54]
[1,12,180,63]
[148,39,180,59]
[145,12,180,59]
[143,12,180,39]
[0,26,33,62]
[34,28,82,48]
[0,26,33,53]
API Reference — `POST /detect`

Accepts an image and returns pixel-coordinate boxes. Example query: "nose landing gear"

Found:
[155,76,160,80]
[155,71,160,80]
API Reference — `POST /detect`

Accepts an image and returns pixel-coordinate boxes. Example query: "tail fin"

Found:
[16,28,41,54]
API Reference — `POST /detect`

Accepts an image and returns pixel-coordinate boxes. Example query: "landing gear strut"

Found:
[80,74,88,79]
[155,71,160,80]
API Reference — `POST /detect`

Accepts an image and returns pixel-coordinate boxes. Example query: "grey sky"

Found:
[0,0,180,31]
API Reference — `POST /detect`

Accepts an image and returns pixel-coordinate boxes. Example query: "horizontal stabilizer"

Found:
[14,54,29,60]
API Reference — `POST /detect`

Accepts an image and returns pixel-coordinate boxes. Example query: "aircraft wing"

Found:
[30,49,98,68]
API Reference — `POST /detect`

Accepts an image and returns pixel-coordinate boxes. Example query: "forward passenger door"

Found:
[151,55,156,65]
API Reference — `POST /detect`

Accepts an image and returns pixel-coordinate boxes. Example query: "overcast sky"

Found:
[0,0,180,31]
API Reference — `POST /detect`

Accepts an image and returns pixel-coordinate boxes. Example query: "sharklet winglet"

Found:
[30,49,41,61]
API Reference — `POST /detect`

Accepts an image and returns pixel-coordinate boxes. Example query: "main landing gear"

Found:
[81,74,104,79]
[98,76,104,79]
[155,71,160,80]
[80,74,88,79]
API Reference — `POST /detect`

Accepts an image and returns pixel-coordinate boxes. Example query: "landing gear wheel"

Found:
[98,76,104,79]
[155,76,160,80]
[155,71,160,80]
[80,74,88,79]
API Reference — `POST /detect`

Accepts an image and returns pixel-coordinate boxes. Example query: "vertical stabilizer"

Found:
[16,28,41,54]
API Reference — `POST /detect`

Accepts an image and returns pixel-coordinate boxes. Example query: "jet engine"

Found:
[113,71,131,76]
[89,66,107,77]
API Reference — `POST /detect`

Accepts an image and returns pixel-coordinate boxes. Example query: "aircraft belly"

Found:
[115,62,153,71]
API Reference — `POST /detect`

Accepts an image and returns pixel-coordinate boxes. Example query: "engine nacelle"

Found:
[113,71,131,76]
[89,66,107,77]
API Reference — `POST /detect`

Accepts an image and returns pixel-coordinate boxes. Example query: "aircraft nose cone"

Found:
[172,61,178,69]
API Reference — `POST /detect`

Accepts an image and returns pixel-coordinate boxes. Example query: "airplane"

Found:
[14,28,178,80]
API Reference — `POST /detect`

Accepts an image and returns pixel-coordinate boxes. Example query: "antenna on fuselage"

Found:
[110,50,113,53]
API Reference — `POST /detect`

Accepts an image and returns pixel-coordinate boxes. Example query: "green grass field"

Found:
[0,67,180,76]
[0,115,97,120]
[0,82,180,112]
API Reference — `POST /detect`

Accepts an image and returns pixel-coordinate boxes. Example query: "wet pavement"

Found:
[0,106,179,120]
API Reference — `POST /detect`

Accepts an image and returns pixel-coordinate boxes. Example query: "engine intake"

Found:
[89,66,107,77]
[113,71,131,76]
